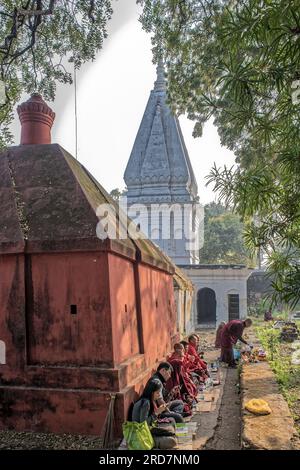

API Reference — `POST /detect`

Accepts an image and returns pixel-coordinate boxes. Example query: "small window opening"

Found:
[70,305,77,315]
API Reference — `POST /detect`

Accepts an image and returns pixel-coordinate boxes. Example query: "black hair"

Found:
[174,342,184,350]
[157,361,173,373]
[141,379,163,401]
[188,335,196,342]
[180,340,189,347]
[131,378,163,418]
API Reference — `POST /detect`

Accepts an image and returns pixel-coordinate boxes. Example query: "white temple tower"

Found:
[124,64,201,265]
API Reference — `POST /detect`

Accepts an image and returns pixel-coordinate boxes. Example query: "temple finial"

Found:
[154,60,166,92]
[17,94,55,145]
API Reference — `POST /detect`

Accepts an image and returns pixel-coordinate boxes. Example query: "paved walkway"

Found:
[204,367,241,450]
[177,330,241,450]
[171,326,300,450]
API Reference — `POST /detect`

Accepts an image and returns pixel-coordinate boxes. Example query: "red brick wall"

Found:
[0,251,178,436]
[27,252,113,366]
[108,253,140,365]
[0,254,26,370]
[138,264,177,367]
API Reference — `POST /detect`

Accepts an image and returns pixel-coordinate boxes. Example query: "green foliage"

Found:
[109,188,125,202]
[256,326,288,382]
[256,325,300,388]
[139,0,300,308]
[200,202,253,264]
[248,297,272,318]
[0,0,113,147]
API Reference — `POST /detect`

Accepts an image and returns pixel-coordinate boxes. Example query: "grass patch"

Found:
[255,323,300,435]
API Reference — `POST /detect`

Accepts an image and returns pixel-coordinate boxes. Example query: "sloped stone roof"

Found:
[0,143,175,274]
[173,265,194,291]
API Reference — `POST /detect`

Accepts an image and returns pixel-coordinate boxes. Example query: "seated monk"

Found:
[166,343,197,408]
[180,340,189,354]
[180,341,194,373]
[180,337,208,384]
[180,341,194,370]
[215,322,226,348]
[194,334,206,362]
[180,340,206,389]
[180,340,196,371]
[180,339,204,371]
[186,335,209,381]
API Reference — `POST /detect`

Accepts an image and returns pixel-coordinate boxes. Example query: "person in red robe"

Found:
[185,335,209,381]
[180,340,189,354]
[215,322,226,348]
[180,340,196,372]
[166,343,197,403]
[220,318,252,367]
[187,335,208,370]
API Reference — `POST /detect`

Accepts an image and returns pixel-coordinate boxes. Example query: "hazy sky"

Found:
[12,0,236,204]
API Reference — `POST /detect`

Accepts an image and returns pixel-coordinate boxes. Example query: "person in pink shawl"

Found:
[215,322,226,348]
[220,318,252,367]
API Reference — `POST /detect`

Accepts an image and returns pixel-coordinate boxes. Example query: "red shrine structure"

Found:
[0,94,178,436]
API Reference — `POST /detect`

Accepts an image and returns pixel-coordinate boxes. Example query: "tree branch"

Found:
[88,0,96,23]
[18,0,56,16]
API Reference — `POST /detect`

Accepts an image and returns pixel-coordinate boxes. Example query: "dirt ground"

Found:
[0,431,103,450]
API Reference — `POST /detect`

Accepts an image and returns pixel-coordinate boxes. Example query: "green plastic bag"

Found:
[122,421,155,450]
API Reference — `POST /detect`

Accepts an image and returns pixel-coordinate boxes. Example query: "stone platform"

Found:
[241,331,299,450]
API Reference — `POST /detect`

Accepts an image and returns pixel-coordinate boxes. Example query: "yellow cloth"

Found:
[245,399,272,415]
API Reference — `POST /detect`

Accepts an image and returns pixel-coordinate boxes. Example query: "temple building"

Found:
[0,94,184,436]
[124,64,200,265]
[124,65,251,328]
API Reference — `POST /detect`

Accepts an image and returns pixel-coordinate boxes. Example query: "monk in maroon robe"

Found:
[181,341,199,375]
[185,335,209,381]
[166,343,197,401]
[220,318,252,367]
[187,336,208,370]
[180,340,189,354]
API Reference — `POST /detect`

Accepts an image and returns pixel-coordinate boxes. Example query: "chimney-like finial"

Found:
[154,60,166,92]
[17,93,55,145]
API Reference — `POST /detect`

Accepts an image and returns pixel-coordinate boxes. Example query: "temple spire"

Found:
[124,58,198,204]
[154,60,166,92]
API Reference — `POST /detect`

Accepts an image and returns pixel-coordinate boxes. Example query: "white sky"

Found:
[12,0,236,205]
